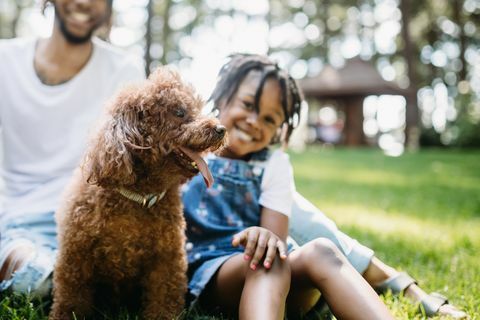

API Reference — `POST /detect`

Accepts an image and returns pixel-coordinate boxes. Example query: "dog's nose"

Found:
[215,125,226,136]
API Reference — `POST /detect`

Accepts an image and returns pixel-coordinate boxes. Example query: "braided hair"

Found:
[210,53,303,145]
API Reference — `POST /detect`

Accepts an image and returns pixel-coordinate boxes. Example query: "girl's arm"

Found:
[260,206,289,242]
[232,150,294,270]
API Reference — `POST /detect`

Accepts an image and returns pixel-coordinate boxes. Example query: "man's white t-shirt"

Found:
[0,37,145,219]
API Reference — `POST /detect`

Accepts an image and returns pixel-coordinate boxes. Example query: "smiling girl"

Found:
[182,54,393,319]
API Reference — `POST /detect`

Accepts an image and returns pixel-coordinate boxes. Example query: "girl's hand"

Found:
[232,226,288,270]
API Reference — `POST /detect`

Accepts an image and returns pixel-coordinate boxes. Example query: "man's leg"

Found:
[289,192,467,318]
[0,212,57,297]
[289,192,374,274]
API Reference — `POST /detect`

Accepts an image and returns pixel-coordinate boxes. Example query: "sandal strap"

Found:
[420,292,448,316]
[375,272,417,294]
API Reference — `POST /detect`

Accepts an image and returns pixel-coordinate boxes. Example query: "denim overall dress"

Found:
[182,149,271,302]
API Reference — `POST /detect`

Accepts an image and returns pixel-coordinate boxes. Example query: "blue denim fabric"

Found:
[182,150,270,300]
[0,211,57,297]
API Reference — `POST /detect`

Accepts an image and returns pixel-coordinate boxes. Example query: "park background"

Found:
[1,0,479,319]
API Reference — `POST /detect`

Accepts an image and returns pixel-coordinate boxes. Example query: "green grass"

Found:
[1,147,479,319]
[290,147,480,319]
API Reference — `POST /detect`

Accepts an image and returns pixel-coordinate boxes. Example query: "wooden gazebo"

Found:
[300,58,408,146]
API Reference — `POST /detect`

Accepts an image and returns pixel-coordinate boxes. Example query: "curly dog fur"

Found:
[49,68,226,320]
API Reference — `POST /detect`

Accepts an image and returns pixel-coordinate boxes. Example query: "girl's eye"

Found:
[175,109,186,118]
[243,101,254,110]
[265,116,276,125]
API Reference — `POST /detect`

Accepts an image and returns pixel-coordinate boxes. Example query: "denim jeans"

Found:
[0,211,57,297]
[289,192,374,274]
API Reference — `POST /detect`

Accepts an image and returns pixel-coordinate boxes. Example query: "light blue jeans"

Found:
[289,192,374,274]
[0,211,57,297]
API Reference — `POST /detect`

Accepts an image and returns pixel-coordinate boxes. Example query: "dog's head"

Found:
[84,67,226,189]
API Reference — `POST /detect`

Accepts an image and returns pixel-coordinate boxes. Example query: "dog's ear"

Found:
[83,101,145,188]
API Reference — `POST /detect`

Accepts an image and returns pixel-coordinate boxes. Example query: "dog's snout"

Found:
[214,125,226,136]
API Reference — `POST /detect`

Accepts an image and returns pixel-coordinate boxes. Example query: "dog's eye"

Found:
[175,109,186,118]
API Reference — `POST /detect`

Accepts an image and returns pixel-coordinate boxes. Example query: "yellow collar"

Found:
[115,187,166,209]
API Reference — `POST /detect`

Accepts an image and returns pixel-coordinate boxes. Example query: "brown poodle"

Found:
[49,68,226,320]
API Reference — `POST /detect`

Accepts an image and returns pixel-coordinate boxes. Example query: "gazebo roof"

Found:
[299,58,408,99]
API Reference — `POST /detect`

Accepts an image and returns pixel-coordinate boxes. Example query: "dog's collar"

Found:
[115,187,166,209]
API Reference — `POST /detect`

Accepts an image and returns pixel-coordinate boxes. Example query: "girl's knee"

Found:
[302,238,345,269]
[245,255,291,290]
[272,256,291,281]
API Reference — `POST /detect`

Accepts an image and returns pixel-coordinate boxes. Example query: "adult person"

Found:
[0,0,144,295]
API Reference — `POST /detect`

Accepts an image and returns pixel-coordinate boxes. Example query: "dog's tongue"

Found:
[179,147,214,188]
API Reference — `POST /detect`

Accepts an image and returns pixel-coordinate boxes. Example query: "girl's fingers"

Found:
[243,228,259,261]
[232,228,287,268]
[277,240,288,259]
[263,237,278,269]
[232,230,247,247]
[249,232,269,270]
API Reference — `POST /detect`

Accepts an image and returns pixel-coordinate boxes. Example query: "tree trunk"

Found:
[452,0,467,81]
[343,96,365,146]
[160,0,173,66]
[144,0,154,76]
[400,0,420,151]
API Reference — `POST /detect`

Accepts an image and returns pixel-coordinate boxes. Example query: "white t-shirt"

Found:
[0,37,145,219]
[251,149,295,217]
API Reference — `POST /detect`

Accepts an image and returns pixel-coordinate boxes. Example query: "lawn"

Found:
[290,147,480,319]
[1,147,479,319]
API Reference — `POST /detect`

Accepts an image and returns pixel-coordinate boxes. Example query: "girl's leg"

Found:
[203,253,290,320]
[287,238,393,320]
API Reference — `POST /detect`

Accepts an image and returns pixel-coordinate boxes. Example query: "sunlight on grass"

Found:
[316,203,480,250]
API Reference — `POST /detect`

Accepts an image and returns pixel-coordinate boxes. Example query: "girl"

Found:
[182,54,393,319]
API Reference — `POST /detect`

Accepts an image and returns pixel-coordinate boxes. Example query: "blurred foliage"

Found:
[1,0,479,147]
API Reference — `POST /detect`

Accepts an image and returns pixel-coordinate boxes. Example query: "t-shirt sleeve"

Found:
[258,150,295,217]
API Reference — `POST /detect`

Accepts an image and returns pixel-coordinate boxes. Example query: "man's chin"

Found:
[57,13,95,44]
[64,33,92,44]
[60,25,93,44]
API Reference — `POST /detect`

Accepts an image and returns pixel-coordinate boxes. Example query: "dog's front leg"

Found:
[49,235,95,320]
[141,254,187,320]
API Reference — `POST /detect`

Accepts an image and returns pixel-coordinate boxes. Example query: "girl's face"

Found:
[218,70,285,159]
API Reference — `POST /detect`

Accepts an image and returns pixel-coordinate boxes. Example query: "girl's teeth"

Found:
[235,128,253,142]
